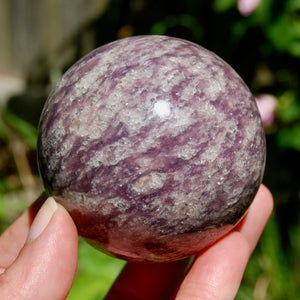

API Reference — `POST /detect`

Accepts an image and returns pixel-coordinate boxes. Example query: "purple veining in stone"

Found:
[38,35,266,262]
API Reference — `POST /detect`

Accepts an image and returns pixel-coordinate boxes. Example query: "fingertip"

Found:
[26,197,58,244]
[249,184,274,227]
[258,184,274,214]
[0,198,78,299]
[234,184,273,255]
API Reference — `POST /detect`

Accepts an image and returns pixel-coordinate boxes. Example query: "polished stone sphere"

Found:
[38,35,265,262]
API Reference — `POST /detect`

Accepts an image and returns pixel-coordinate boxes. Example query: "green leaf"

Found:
[267,0,300,56]
[213,0,236,12]
[277,122,300,151]
[3,110,38,150]
[277,91,300,123]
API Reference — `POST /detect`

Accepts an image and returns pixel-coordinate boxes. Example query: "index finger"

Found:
[0,193,47,270]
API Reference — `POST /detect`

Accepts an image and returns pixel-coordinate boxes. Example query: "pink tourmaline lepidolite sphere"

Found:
[38,36,265,262]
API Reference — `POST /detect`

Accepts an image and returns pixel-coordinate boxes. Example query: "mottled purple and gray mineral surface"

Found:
[38,35,265,262]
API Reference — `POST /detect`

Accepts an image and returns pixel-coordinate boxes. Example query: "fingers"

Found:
[0,197,78,300]
[0,210,31,274]
[174,184,274,300]
[235,184,274,253]
[0,193,47,272]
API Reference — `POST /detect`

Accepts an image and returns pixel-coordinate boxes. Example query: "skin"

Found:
[0,184,273,300]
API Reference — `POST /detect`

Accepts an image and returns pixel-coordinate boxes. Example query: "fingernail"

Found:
[26,197,58,243]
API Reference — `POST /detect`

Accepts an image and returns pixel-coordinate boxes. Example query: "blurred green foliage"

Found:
[1,0,300,299]
[68,240,125,299]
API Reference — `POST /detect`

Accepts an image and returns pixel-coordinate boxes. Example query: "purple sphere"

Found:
[38,35,265,262]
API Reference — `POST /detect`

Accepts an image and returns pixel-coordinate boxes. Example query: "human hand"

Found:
[0,184,272,300]
[105,184,273,300]
[0,194,78,299]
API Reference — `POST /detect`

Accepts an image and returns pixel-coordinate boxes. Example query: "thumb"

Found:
[0,197,78,300]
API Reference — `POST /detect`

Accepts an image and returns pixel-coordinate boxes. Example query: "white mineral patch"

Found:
[177,142,198,160]
[91,140,132,166]
[154,100,171,118]
[135,157,155,170]
[132,172,167,194]
[119,106,147,135]
[109,196,131,212]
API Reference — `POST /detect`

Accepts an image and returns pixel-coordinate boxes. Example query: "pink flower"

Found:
[238,0,261,16]
[255,94,277,127]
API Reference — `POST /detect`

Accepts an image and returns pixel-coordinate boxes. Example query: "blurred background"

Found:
[0,0,300,299]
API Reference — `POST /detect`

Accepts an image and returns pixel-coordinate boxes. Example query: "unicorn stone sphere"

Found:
[37,35,265,262]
